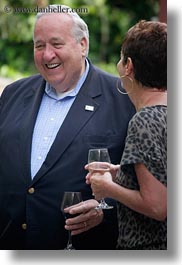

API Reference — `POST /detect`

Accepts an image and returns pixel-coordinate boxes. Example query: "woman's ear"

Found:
[125,57,133,75]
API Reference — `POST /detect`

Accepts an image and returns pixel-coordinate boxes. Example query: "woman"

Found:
[86,20,167,249]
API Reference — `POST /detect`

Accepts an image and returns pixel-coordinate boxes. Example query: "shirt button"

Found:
[28,187,35,194]
[21,223,27,230]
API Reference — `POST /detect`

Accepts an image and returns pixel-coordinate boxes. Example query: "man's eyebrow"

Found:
[34,37,65,43]
[34,40,43,44]
[50,37,64,42]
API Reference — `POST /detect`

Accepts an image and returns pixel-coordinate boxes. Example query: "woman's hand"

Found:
[85,162,120,185]
[89,171,114,200]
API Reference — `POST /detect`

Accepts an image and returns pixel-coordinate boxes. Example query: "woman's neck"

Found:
[130,86,167,111]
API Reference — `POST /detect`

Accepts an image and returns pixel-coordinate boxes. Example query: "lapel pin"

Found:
[85,105,94,111]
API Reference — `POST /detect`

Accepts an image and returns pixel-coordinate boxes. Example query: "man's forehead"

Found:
[35,12,73,24]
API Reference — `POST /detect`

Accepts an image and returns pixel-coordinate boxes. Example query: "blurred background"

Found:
[0,0,166,94]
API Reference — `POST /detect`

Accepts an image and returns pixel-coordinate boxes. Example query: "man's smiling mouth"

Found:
[46,63,61,69]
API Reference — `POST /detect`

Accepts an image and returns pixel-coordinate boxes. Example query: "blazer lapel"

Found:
[19,78,46,183]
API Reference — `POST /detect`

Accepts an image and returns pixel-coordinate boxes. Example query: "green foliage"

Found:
[0,0,159,78]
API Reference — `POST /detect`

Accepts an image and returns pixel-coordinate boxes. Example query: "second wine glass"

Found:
[88,148,113,210]
[61,191,82,250]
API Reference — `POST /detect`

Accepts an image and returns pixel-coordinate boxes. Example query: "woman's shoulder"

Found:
[128,105,167,137]
[131,105,166,124]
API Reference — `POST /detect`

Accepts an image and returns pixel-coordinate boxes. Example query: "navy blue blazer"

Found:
[0,62,135,249]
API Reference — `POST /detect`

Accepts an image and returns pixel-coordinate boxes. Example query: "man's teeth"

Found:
[46,63,61,69]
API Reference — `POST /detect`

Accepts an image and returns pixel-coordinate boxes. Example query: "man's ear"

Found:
[80,37,88,57]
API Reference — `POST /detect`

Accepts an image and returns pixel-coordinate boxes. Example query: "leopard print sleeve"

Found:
[119,105,167,186]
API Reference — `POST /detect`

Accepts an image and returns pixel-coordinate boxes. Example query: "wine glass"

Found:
[88,148,113,210]
[61,191,82,250]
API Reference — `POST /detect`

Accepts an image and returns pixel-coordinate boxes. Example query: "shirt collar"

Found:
[45,59,89,100]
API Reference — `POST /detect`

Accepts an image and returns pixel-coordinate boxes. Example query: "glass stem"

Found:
[67,230,72,248]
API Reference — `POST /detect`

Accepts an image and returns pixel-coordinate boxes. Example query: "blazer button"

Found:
[21,223,27,230]
[28,187,35,194]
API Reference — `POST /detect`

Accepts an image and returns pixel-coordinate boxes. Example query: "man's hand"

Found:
[63,199,103,235]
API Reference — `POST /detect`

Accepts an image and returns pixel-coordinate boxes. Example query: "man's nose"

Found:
[43,44,56,61]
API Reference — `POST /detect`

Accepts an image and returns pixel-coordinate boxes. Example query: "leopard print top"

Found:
[116,105,167,250]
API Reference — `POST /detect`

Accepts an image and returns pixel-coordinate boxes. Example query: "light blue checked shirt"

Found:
[31,60,89,178]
